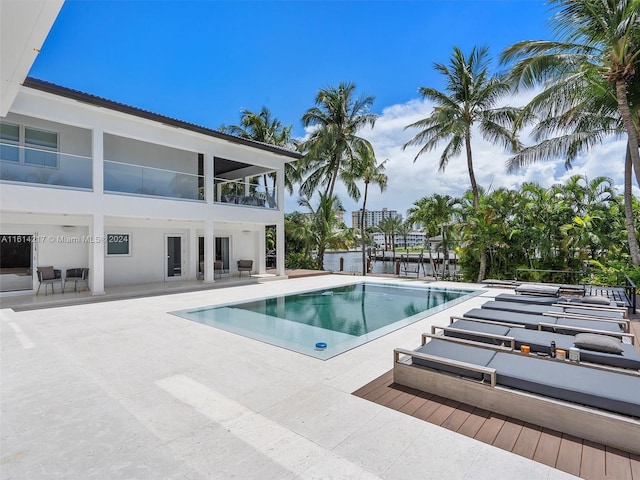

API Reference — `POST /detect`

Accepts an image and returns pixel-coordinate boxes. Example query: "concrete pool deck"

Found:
[1,275,579,479]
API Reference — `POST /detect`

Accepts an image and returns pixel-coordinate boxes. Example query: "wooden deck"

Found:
[353,370,640,480]
[354,315,640,480]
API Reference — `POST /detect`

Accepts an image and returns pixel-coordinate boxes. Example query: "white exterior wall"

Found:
[1,85,293,294]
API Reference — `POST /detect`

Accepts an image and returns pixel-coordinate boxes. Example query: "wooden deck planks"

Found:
[353,329,640,480]
[512,423,543,459]
[492,418,524,452]
[533,428,562,468]
[474,412,507,445]
[580,441,606,480]
[605,447,632,480]
[556,434,583,477]
[630,454,640,480]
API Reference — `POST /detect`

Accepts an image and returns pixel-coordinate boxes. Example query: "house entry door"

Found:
[165,234,185,281]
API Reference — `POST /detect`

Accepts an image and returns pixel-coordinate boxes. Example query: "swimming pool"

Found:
[171,282,480,359]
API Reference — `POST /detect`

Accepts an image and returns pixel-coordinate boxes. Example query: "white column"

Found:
[205,153,214,204]
[257,227,266,274]
[276,221,285,276]
[189,226,198,279]
[89,128,105,294]
[276,165,286,275]
[204,219,215,283]
[89,213,105,295]
[92,128,104,195]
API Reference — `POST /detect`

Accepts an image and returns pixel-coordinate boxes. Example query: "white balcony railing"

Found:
[0,143,92,189]
[104,160,204,201]
[214,177,277,209]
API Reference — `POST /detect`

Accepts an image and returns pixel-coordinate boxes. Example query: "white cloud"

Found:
[285,92,634,224]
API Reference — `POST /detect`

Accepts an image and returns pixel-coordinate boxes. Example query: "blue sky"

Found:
[29,1,630,219]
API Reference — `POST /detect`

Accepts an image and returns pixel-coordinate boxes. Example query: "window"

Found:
[106,233,131,256]
[0,122,59,167]
[25,127,58,167]
[0,122,19,162]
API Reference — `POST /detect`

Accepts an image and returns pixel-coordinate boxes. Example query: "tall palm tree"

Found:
[403,46,521,210]
[343,143,388,276]
[299,82,377,199]
[502,0,640,264]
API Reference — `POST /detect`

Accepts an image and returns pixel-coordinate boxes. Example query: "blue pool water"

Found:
[171,282,480,359]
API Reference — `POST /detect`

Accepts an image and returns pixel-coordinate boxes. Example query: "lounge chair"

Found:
[393,334,640,454]
[36,266,63,295]
[439,318,640,370]
[237,259,253,277]
[515,283,560,296]
[480,300,624,320]
[495,292,623,308]
[463,307,628,333]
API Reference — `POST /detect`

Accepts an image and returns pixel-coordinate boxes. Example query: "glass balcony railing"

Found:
[0,143,92,189]
[104,160,204,201]
[214,177,277,209]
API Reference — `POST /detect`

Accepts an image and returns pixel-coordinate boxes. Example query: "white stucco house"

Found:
[0,0,300,296]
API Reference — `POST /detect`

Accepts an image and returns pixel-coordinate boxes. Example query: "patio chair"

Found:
[237,259,253,277]
[214,260,227,279]
[36,266,63,295]
[64,268,89,292]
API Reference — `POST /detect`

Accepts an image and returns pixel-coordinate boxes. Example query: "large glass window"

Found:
[0,123,59,167]
[0,122,20,162]
[25,127,58,167]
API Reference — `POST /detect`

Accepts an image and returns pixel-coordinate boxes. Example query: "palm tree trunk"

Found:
[361,183,369,276]
[477,249,488,283]
[325,155,341,199]
[624,143,640,266]
[465,131,480,210]
[616,82,640,187]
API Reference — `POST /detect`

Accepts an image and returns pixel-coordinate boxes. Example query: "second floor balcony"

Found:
[0,143,92,189]
[214,177,278,209]
[104,160,204,201]
[1,143,280,210]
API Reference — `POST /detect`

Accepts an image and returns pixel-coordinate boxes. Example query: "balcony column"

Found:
[205,153,214,204]
[276,166,286,275]
[276,165,285,211]
[189,226,198,279]
[89,213,105,295]
[89,128,105,294]
[257,226,266,274]
[91,128,104,195]
[204,219,215,283]
[276,220,285,276]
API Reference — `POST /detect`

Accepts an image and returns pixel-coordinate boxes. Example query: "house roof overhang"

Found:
[22,77,303,161]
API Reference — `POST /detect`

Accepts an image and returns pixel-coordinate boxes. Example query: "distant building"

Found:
[351,208,402,229]
[372,231,426,249]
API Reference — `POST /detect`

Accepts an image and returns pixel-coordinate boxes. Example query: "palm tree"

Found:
[299,82,377,199]
[404,46,521,210]
[407,194,458,279]
[343,143,388,276]
[222,106,299,200]
[298,193,350,270]
[502,0,640,265]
